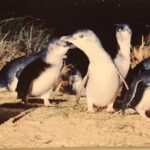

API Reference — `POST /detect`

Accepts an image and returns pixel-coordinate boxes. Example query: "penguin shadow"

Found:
[28,98,67,105]
[0,98,67,125]
[0,102,32,125]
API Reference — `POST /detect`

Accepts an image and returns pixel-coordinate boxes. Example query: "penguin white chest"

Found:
[86,62,120,107]
[8,75,18,92]
[115,56,130,78]
[31,67,60,96]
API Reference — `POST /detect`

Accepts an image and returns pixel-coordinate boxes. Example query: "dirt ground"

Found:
[0,91,150,148]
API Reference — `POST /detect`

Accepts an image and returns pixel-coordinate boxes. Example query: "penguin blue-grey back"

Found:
[0,49,46,92]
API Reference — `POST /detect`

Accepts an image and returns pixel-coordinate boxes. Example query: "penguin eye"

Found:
[79,34,84,38]
[56,42,60,46]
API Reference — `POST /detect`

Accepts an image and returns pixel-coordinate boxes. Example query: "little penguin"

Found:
[122,58,150,119]
[114,24,132,79]
[16,39,74,106]
[61,29,127,113]
[75,24,132,103]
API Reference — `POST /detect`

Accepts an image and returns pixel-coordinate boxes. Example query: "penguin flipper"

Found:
[76,72,89,103]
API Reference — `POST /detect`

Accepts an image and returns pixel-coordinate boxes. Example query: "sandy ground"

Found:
[0,91,150,148]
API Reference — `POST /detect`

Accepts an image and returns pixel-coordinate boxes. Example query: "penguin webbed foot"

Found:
[76,95,80,104]
[43,99,56,107]
[87,107,96,113]
[24,101,38,108]
[106,103,115,113]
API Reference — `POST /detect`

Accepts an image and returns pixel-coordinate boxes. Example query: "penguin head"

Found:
[116,24,132,43]
[45,39,75,64]
[48,39,75,57]
[60,29,102,53]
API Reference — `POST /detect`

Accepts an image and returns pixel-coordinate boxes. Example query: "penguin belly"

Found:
[86,62,120,107]
[31,67,60,96]
[115,56,130,78]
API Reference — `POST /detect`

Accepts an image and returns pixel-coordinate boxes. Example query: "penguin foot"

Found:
[24,102,38,108]
[106,103,115,113]
[106,108,115,113]
[137,109,150,120]
[44,99,55,107]
[87,107,96,113]
[87,100,95,113]
[76,97,80,104]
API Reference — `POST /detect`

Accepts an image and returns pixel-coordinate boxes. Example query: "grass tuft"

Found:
[0,16,55,69]
[131,35,150,68]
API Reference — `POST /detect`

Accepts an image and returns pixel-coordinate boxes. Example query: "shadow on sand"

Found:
[0,98,67,125]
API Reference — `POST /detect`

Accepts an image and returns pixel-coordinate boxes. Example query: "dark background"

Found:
[0,0,150,43]
[0,0,150,75]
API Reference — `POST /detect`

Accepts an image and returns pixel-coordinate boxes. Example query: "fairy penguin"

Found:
[122,58,150,119]
[74,24,132,104]
[16,39,74,106]
[61,29,127,113]
[114,24,132,79]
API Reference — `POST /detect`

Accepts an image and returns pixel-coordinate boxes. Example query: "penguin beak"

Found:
[65,41,76,49]
[60,35,72,42]
[60,36,76,49]
[115,24,131,33]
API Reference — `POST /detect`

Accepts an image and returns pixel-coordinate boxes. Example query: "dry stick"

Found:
[113,62,129,90]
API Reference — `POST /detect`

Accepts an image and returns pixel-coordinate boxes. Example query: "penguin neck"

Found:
[117,40,131,58]
[83,47,111,64]
[44,51,63,66]
[114,40,131,78]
